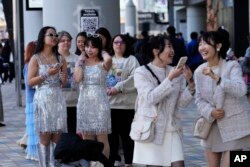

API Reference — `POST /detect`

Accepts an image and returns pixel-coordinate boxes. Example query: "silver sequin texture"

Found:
[77,63,111,135]
[33,55,67,133]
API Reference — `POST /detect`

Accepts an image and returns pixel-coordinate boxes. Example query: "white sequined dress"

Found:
[33,54,67,133]
[77,63,111,135]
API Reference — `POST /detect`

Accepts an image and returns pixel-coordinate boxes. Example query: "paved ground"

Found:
[0,81,249,167]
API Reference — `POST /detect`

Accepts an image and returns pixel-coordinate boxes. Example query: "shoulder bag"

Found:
[193,116,212,139]
[129,64,160,143]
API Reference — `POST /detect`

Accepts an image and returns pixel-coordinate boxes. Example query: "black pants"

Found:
[108,109,135,164]
[67,107,76,133]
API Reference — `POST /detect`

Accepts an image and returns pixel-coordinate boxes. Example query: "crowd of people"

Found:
[10,24,250,167]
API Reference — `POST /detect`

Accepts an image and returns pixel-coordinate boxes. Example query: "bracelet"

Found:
[217,77,221,85]
[188,86,195,95]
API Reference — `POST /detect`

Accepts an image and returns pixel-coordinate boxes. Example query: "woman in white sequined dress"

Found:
[28,26,68,167]
[74,34,112,158]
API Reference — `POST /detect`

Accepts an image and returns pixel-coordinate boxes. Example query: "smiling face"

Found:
[85,41,100,59]
[76,35,86,52]
[198,38,218,61]
[157,40,174,66]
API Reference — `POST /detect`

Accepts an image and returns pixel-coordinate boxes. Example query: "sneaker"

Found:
[114,161,124,167]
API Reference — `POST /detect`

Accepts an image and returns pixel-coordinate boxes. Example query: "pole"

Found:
[13,0,22,106]
[125,0,137,36]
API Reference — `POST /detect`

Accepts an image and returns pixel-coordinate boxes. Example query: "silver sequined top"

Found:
[77,63,111,135]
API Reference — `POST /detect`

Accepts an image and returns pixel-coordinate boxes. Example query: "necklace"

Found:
[41,53,54,65]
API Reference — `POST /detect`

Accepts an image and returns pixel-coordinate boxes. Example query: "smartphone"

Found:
[53,63,62,68]
[176,57,188,69]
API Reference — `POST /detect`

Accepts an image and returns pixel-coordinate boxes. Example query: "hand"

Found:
[48,66,60,76]
[167,67,183,81]
[183,66,193,82]
[107,87,119,96]
[211,109,225,119]
[202,67,220,81]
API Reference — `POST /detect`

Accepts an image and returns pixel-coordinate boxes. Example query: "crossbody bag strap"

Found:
[144,64,161,85]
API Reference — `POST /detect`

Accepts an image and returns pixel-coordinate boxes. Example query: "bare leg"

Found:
[96,134,110,158]
[205,149,222,167]
[221,151,230,167]
[51,133,61,144]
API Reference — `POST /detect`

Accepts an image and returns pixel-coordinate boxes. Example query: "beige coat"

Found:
[134,63,193,145]
[194,59,250,142]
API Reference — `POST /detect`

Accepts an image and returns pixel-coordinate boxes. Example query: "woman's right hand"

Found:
[167,67,183,81]
[48,66,60,76]
[211,109,225,119]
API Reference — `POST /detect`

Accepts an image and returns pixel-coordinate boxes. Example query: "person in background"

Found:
[23,41,39,161]
[133,35,195,167]
[58,31,79,134]
[134,30,150,65]
[75,31,87,56]
[0,43,5,127]
[186,32,203,72]
[241,46,250,103]
[166,25,186,66]
[194,31,250,167]
[107,34,139,167]
[28,26,68,166]
[2,40,15,83]
[95,27,112,54]
[74,34,112,158]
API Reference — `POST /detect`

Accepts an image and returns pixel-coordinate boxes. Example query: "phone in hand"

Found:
[53,63,62,68]
[176,57,188,69]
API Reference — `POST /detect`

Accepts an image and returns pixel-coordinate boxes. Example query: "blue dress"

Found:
[77,63,111,135]
[23,64,38,160]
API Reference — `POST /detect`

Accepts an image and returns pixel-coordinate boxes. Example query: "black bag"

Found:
[54,133,111,166]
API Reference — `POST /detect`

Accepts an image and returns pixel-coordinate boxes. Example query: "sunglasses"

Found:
[45,33,59,38]
[87,33,100,38]
[113,41,125,45]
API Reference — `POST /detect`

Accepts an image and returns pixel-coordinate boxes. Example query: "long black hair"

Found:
[75,31,87,55]
[198,31,230,59]
[95,27,112,53]
[34,26,59,59]
[141,35,171,65]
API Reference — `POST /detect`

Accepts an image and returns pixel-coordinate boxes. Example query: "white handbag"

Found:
[129,119,155,143]
[193,116,212,139]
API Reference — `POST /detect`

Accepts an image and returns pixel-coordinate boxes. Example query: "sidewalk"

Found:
[0,81,249,167]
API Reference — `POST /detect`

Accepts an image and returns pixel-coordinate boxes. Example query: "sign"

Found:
[80,9,99,34]
[26,0,43,10]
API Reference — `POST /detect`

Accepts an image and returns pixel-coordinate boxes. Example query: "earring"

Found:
[216,48,220,52]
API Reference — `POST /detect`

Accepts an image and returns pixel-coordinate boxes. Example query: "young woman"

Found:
[28,26,68,166]
[133,35,195,167]
[23,41,39,161]
[74,35,112,158]
[194,31,250,167]
[75,31,87,56]
[95,27,112,54]
[107,34,139,167]
[58,30,79,133]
